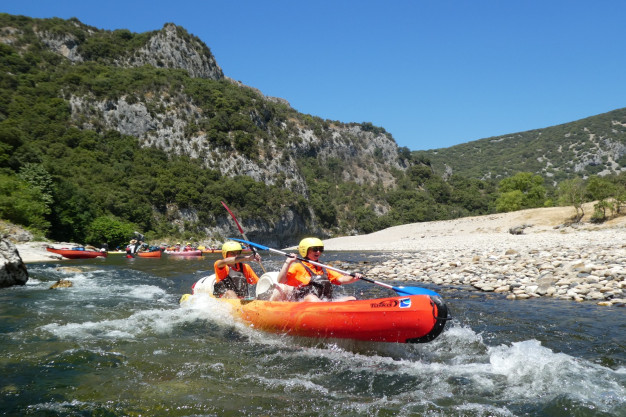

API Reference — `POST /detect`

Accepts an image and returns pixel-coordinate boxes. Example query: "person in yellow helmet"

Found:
[213,241,261,299]
[276,237,361,302]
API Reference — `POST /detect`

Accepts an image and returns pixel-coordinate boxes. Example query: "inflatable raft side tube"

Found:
[406,295,449,343]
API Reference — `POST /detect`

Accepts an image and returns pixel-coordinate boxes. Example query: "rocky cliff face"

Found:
[44,19,404,195]
[9,16,403,194]
[1,15,406,240]
[27,21,225,80]
[117,23,224,80]
[68,92,403,192]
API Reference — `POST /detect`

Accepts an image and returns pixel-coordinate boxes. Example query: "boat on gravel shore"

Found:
[180,273,448,344]
[46,247,107,259]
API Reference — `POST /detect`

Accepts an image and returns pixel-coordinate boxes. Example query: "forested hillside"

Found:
[2,14,626,249]
[0,14,499,247]
[415,108,626,182]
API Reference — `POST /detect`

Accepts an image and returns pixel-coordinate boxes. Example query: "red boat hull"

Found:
[46,247,107,259]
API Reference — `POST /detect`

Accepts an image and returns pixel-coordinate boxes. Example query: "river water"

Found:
[1,252,624,417]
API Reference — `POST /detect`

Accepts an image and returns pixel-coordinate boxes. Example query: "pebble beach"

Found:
[324,204,626,306]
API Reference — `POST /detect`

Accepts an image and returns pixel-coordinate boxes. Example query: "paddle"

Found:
[221,201,267,274]
[228,238,441,297]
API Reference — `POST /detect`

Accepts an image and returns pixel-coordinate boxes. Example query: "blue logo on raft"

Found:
[399,298,411,308]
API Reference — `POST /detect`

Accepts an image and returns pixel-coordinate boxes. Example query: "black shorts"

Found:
[213,280,247,298]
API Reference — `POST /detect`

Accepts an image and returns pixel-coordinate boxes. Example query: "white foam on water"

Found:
[245,322,624,414]
[50,270,170,304]
[40,305,209,340]
[39,291,269,342]
[28,399,94,414]
[253,375,330,395]
[173,299,625,414]
[487,339,626,407]
[125,285,168,300]
[178,293,285,344]
[452,403,517,417]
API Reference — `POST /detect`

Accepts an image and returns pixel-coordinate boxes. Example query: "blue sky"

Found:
[3,1,626,151]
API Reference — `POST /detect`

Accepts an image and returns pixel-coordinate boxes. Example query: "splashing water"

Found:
[1,257,624,416]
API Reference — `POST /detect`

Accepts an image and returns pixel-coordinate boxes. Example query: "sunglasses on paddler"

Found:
[309,247,324,253]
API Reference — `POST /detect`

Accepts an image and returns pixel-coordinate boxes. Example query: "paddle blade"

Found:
[221,201,246,234]
[360,276,441,297]
[392,286,441,297]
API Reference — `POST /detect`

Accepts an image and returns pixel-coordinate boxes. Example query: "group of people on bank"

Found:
[213,238,362,302]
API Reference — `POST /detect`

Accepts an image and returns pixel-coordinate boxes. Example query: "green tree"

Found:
[557,178,585,221]
[496,172,546,212]
[18,163,54,207]
[408,164,432,185]
[0,173,51,232]
[585,175,616,201]
[85,216,136,247]
[496,190,524,213]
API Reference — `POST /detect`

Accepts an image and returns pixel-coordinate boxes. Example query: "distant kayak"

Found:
[181,273,448,344]
[200,249,220,255]
[135,250,162,258]
[46,247,107,259]
[165,250,202,257]
[201,248,252,255]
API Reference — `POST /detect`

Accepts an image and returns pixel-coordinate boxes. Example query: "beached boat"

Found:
[135,250,162,258]
[46,247,108,259]
[180,273,448,344]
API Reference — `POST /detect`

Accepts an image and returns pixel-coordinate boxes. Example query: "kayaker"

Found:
[126,239,140,255]
[213,241,261,299]
[277,237,361,302]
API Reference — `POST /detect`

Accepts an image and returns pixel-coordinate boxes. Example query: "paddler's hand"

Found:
[248,253,261,263]
[282,254,297,269]
[276,254,297,284]
[339,271,361,285]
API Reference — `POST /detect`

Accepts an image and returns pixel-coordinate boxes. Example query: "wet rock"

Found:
[0,238,28,288]
[50,279,73,289]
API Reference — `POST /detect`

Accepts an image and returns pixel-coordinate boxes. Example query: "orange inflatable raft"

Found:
[135,250,162,258]
[181,273,448,344]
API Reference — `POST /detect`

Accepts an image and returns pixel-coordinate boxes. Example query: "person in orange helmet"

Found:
[277,237,361,302]
[213,240,261,299]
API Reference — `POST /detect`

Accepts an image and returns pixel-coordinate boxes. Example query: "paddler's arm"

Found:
[277,254,297,284]
[336,272,362,285]
[215,253,261,268]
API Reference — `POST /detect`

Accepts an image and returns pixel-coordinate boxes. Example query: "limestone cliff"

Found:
[0,15,406,240]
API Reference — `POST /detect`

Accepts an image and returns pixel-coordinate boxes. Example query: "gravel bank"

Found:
[324,206,626,306]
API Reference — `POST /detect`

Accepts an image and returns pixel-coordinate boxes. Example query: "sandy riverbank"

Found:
[322,204,626,305]
[14,242,66,263]
[324,203,626,252]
